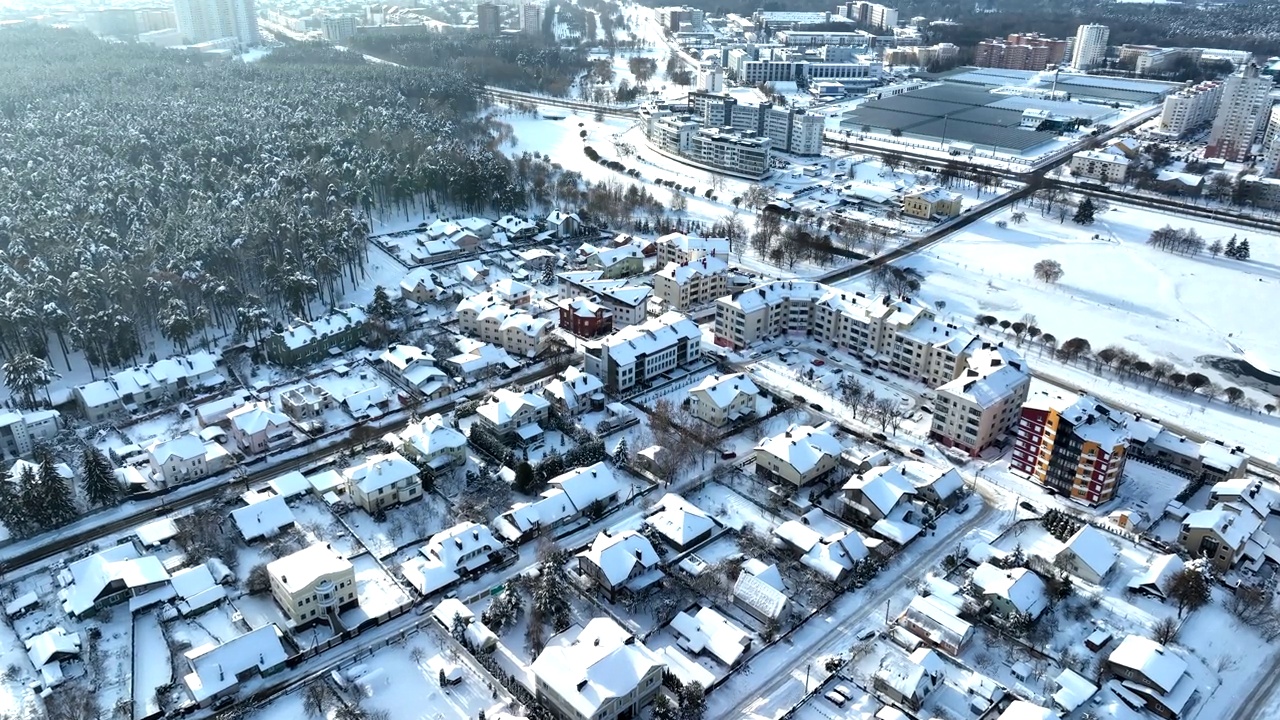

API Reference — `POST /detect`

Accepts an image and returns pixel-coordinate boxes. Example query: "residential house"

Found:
[496,215,538,239]
[577,530,663,601]
[495,462,623,542]
[431,598,499,651]
[996,702,1056,720]
[492,278,534,306]
[531,617,666,720]
[1178,502,1272,572]
[929,343,1031,457]
[226,401,294,455]
[1054,525,1117,583]
[645,493,717,550]
[542,366,606,417]
[1070,149,1130,183]
[732,560,788,623]
[182,625,287,707]
[546,209,582,238]
[897,592,973,656]
[442,338,522,381]
[384,414,467,474]
[399,267,447,303]
[669,606,752,667]
[475,388,551,444]
[655,257,731,311]
[378,345,450,399]
[774,508,871,582]
[266,543,357,628]
[146,433,212,485]
[423,219,481,252]
[25,626,81,688]
[970,563,1048,619]
[343,451,422,513]
[655,233,730,265]
[0,410,61,461]
[1129,418,1248,484]
[230,495,296,542]
[559,271,652,327]
[1106,635,1197,719]
[873,648,945,711]
[584,311,703,395]
[263,307,367,366]
[74,351,225,421]
[278,383,335,424]
[687,372,760,427]
[902,187,963,219]
[1053,668,1099,714]
[1152,169,1204,197]
[558,297,614,338]
[842,464,918,522]
[456,216,493,239]
[58,542,171,617]
[402,522,502,595]
[755,424,842,487]
[1127,554,1185,599]
[587,246,645,278]
[409,237,462,264]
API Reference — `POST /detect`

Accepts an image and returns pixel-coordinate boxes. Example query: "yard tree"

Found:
[1185,372,1210,394]
[81,445,121,507]
[1164,563,1212,617]
[1209,239,1224,258]
[38,451,77,526]
[513,461,536,494]
[1033,258,1064,284]
[1224,386,1246,406]
[541,257,557,285]
[366,285,396,339]
[1225,236,1238,258]
[1151,616,1179,644]
[679,681,707,720]
[652,694,678,720]
[2,352,57,410]
[613,437,629,465]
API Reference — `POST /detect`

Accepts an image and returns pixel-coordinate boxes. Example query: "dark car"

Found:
[809,403,824,412]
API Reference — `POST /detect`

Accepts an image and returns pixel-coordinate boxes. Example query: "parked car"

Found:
[910,447,926,457]
[809,403,824,412]
[859,368,873,376]
[874,374,888,381]
[1019,500,1040,513]
[824,691,847,708]
[815,348,828,357]
[720,451,737,460]
[812,359,825,366]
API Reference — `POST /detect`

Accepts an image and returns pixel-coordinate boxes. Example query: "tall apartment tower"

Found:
[696,63,724,93]
[1261,103,1280,177]
[173,0,258,46]
[1206,64,1273,162]
[519,2,542,33]
[1158,80,1224,138]
[476,2,500,34]
[1071,24,1109,70]
[1012,391,1129,506]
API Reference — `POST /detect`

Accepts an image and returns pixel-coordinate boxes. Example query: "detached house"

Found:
[343,451,421,513]
[475,389,551,444]
[495,462,623,542]
[873,648,945,712]
[902,187,962,219]
[226,401,294,455]
[531,618,666,720]
[546,209,582,238]
[267,543,357,628]
[1178,502,1272,572]
[1053,525,1117,583]
[145,434,212,485]
[687,373,760,427]
[577,530,663,601]
[542,366,605,417]
[1106,635,1197,719]
[970,563,1048,620]
[384,414,467,474]
[755,424,842,487]
[558,297,614,338]
[402,521,502,595]
[586,246,644,279]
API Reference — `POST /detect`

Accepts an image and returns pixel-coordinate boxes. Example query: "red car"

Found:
[812,358,825,366]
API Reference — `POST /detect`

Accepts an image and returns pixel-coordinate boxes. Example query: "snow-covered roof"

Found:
[379,344,431,371]
[447,339,520,374]
[1155,169,1204,186]
[183,624,287,703]
[774,515,870,581]
[59,543,170,616]
[756,424,842,476]
[530,618,664,719]
[1058,525,1117,580]
[590,245,644,268]
[405,522,501,595]
[670,606,751,667]
[588,311,701,367]
[5,591,37,617]
[230,495,296,541]
[343,451,418,494]
[543,366,605,412]
[477,388,550,426]
[935,344,1028,409]
[170,563,228,615]
[845,465,917,516]
[1053,668,1098,712]
[656,232,730,258]
[496,215,538,234]
[1074,148,1131,165]
[741,559,785,591]
[657,256,730,284]
[492,277,533,299]
[499,462,623,540]
[733,569,788,620]
[1127,554,1184,596]
[901,594,972,648]
[689,372,759,411]
[26,627,80,668]
[228,401,291,435]
[578,531,660,587]
[547,209,580,225]
[646,493,717,547]
[906,186,962,204]
[875,647,943,702]
[147,433,207,464]
[1182,502,1262,551]
[306,468,344,494]
[971,563,1048,616]
[559,296,610,319]
[1107,635,1187,693]
[386,414,466,459]
[135,517,179,547]
[268,470,311,499]
[996,701,1055,720]
[273,307,366,351]
[266,544,352,595]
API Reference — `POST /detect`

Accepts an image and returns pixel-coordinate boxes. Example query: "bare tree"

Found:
[1033,258,1064,284]
[1151,616,1179,644]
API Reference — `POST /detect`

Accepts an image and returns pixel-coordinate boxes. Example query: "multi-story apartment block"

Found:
[774,30,876,47]
[584,311,703,394]
[835,1,898,30]
[725,48,881,86]
[267,544,357,628]
[1158,81,1224,138]
[174,0,258,46]
[657,5,704,32]
[1261,104,1280,177]
[655,257,731,311]
[1070,150,1130,183]
[519,2,542,32]
[321,15,357,42]
[1071,24,1109,70]
[1011,391,1129,506]
[0,410,60,461]
[75,350,225,421]
[456,293,554,359]
[655,232,730,266]
[1118,45,1202,76]
[263,307,367,367]
[343,451,421,513]
[531,618,665,720]
[1207,64,1272,162]
[641,106,772,179]
[974,33,1068,71]
[476,2,500,33]
[929,344,1030,457]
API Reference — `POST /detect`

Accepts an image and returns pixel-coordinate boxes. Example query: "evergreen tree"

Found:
[1208,239,1223,258]
[1225,236,1239,258]
[652,694,678,720]
[81,445,121,507]
[0,470,24,536]
[39,454,77,525]
[1072,197,1095,225]
[679,682,706,720]
[1236,239,1250,260]
[439,668,447,686]
[513,461,536,494]
[613,437,629,466]
[541,257,557,285]
[17,464,45,533]
[366,285,397,340]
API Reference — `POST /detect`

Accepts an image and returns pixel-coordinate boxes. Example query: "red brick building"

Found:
[558,297,614,338]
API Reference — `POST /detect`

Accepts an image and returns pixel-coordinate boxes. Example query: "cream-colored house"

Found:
[383,414,467,474]
[267,544,357,628]
[655,256,730,311]
[343,451,421,513]
[902,187,963,219]
[755,424,842,487]
[226,401,294,455]
[687,373,759,426]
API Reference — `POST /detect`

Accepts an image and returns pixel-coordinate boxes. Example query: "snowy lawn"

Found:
[291,496,361,557]
[342,493,453,560]
[340,554,412,627]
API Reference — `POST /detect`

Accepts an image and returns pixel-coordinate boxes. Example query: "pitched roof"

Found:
[756,424,842,476]
[183,625,287,703]
[971,563,1048,616]
[689,373,759,410]
[588,311,701,366]
[59,543,170,616]
[1107,635,1187,693]
[646,493,717,547]
[386,414,467,458]
[147,434,207,464]
[1059,525,1117,579]
[230,495,296,541]
[670,606,751,666]
[26,627,81,668]
[228,401,290,435]
[530,618,664,718]
[1127,553,1184,596]
[342,451,418,493]
[845,465,917,516]
[577,530,660,587]
[543,366,605,411]
[733,569,788,620]
[266,543,352,595]
[477,388,550,426]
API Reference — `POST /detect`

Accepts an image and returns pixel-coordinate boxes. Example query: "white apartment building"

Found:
[0,410,60,461]
[1070,150,1130,183]
[321,15,357,43]
[584,311,703,394]
[267,544,356,628]
[835,1,898,30]
[456,293,554,358]
[174,0,258,46]
[697,62,724,92]
[1207,64,1272,162]
[641,107,772,180]
[1261,104,1280,177]
[519,2,542,32]
[655,232,730,265]
[655,256,731,311]
[1159,81,1224,138]
[929,344,1031,456]
[1071,24,1109,70]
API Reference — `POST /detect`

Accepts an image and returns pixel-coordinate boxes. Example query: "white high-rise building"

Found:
[1158,80,1223,138]
[696,63,723,92]
[174,0,258,46]
[1261,103,1280,177]
[519,2,542,33]
[1071,24,1109,70]
[1207,64,1273,162]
